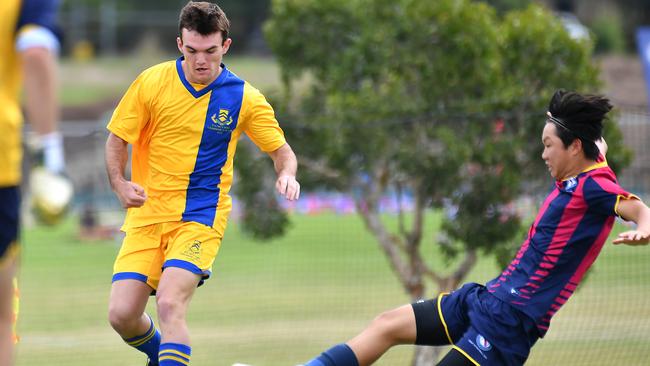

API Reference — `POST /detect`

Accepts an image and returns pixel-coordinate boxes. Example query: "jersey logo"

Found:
[212,109,233,126]
[208,108,236,134]
[565,177,578,192]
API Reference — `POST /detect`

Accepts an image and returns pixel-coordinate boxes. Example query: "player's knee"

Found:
[369,308,407,343]
[155,294,184,324]
[107,303,139,332]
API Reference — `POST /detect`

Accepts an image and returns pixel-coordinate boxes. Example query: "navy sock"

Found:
[123,314,161,364]
[305,344,359,366]
[159,343,191,365]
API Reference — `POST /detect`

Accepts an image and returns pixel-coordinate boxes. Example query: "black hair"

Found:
[547,89,612,160]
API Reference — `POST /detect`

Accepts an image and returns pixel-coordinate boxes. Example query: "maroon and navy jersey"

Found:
[486,160,638,336]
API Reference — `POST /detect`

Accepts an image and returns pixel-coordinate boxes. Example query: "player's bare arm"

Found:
[105,133,146,208]
[21,47,59,136]
[613,198,650,245]
[268,143,300,201]
[20,33,72,224]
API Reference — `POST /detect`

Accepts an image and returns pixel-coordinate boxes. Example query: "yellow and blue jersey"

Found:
[0,0,60,187]
[107,57,286,232]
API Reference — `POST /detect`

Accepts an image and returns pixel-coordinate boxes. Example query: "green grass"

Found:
[14,214,650,365]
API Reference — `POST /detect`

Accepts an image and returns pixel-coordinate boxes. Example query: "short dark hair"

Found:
[179,1,230,42]
[547,89,612,160]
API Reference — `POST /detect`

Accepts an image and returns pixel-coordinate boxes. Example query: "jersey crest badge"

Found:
[565,177,578,192]
[212,109,233,126]
[208,108,235,133]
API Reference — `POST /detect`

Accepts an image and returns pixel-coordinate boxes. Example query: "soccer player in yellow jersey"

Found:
[1,1,65,365]
[105,2,300,365]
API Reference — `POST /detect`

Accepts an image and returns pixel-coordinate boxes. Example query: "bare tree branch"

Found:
[451,249,477,288]
[395,181,408,239]
[421,266,443,284]
[408,186,426,247]
[299,156,342,180]
[389,233,407,252]
[355,193,411,289]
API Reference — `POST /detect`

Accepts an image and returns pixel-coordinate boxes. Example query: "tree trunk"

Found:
[412,346,442,366]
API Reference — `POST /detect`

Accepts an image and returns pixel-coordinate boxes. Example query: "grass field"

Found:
[14,213,650,366]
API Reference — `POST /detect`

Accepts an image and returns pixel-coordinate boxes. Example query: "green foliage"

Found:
[497,5,602,184]
[263,0,630,280]
[475,0,532,14]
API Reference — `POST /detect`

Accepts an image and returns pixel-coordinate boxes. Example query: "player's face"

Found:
[177,29,231,85]
[541,123,574,180]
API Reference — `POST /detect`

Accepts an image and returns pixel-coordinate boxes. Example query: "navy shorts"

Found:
[0,186,20,260]
[412,283,539,366]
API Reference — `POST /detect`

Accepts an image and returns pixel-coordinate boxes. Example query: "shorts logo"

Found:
[476,334,492,352]
[181,240,202,261]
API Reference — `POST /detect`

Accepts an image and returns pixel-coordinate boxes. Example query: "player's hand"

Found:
[612,230,650,246]
[275,175,300,201]
[113,180,147,208]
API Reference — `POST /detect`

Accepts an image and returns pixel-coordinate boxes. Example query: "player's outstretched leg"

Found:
[436,348,477,366]
[109,279,161,365]
[156,267,200,366]
[304,304,417,366]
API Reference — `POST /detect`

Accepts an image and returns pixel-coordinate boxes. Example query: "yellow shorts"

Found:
[112,221,223,290]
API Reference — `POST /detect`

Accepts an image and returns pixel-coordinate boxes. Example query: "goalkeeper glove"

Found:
[27,132,73,225]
